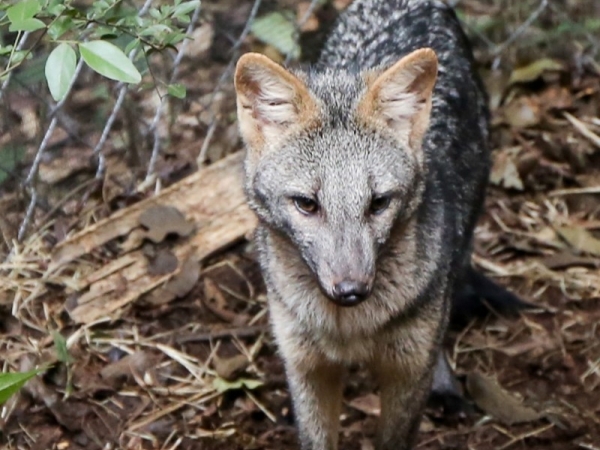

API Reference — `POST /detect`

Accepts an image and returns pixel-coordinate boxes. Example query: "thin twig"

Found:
[175,325,266,344]
[492,0,548,58]
[196,0,313,164]
[284,0,321,65]
[17,191,38,242]
[93,73,131,178]
[0,31,31,101]
[17,58,86,241]
[195,0,262,165]
[93,0,155,179]
[548,2,600,56]
[549,186,600,197]
[144,2,203,181]
[563,111,600,149]
[197,116,219,164]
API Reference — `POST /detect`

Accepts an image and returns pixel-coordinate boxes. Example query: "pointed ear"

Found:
[357,48,438,150]
[234,53,318,153]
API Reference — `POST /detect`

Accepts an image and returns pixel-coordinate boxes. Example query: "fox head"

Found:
[234,49,438,307]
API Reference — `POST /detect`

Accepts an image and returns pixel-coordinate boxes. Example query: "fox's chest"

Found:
[311,329,378,363]
[292,297,398,363]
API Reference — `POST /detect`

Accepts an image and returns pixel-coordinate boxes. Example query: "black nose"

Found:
[332,280,370,307]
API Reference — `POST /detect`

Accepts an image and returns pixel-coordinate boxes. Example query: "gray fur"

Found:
[236,0,490,449]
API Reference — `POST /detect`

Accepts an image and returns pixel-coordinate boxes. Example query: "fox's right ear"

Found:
[234,53,317,155]
[358,48,438,151]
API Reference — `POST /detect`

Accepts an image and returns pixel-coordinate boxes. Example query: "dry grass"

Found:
[1,0,600,449]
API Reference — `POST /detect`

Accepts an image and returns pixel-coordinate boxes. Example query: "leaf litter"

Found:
[1,0,600,449]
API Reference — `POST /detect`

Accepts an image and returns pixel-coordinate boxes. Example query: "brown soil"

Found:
[1,1,599,449]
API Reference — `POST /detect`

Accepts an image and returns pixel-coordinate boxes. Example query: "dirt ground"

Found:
[1,0,600,449]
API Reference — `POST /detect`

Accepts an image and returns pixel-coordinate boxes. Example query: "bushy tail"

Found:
[430,268,534,416]
[449,266,535,330]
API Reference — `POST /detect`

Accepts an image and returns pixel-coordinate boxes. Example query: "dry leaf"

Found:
[297,2,319,32]
[165,256,200,297]
[203,277,246,323]
[504,96,541,128]
[509,58,564,85]
[213,354,250,381]
[333,0,353,10]
[144,256,200,305]
[145,246,178,276]
[538,85,572,111]
[531,226,563,247]
[490,147,524,190]
[466,372,544,425]
[541,251,600,269]
[139,205,195,243]
[482,69,510,111]
[348,393,381,417]
[182,22,214,58]
[556,226,600,257]
[39,147,94,184]
[213,377,263,393]
[100,351,159,386]
[360,439,375,450]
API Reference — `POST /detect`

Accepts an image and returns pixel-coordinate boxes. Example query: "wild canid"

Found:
[234,0,525,448]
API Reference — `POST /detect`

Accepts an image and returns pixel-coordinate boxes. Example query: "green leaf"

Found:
[0,146,26,184]
[213,377,263,393]
[172,0,199,19]
[95,0,110,10]
[149,8,163,20]
[47,16,73,40]
[0,369,44,405]
[79,40,141,84]
[139,24,172,37]
[0,45,13,56]
[64,7,85,19]
[240,378,263,390]
[45,43,76,101]
[14,54,46,84]
[7,0,41,23]
[6,50,29,66]
[52,330,73,364]
[92,26,119,40]
[163,32,188,46]
[47,0,67,17]
[167,83,186,99]
[124,38,140,55]
[250,11,300,60]
[9,18,46,32]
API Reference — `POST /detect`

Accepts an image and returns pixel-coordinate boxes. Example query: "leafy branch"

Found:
[0,0,200,100]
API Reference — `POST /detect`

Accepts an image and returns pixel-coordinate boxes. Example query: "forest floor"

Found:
[1,0,600,449]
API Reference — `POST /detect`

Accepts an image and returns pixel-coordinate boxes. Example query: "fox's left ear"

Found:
[234,53,317,155]
[358,48,438,150]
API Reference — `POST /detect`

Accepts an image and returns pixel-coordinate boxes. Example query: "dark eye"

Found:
[370,195,391,215]
[293,196,319,215]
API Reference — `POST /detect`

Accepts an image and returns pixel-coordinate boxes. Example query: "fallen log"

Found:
[51,152,257,324]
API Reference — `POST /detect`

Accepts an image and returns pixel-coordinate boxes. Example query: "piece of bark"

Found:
[52,152,257,324]
[51,152,250,269]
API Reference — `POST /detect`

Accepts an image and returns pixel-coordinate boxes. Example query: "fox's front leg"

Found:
[374,335,439,450]
[283,349,345,450]
[269,299,345,450]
